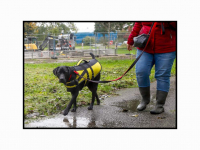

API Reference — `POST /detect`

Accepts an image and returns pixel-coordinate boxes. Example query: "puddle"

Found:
[63,116,97,128]
[113,98,156,112]
[25,115,97,128]
[113,100,140,112]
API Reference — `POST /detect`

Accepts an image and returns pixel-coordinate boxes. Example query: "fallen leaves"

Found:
[77,101,88,106]
[130,114,138,117]
[157,117,166,119]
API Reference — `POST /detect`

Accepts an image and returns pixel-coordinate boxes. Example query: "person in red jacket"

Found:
[127,22,176,114]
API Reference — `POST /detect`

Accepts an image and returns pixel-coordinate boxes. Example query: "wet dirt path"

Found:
[25,77,176,128]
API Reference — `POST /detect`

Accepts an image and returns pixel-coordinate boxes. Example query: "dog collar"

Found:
[65,71,79,88]
[68,74,72,81]
[66,71,79,85]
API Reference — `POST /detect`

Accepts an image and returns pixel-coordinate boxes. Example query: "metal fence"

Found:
[24,32,130,59]
[24,49,117,59]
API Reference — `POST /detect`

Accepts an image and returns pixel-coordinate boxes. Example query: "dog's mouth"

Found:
[58,73,67,83]
[59,78,66,83]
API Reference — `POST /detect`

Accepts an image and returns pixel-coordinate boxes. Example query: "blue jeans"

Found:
[136,50,176,92]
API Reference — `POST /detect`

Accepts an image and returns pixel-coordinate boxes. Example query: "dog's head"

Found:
[53,66,72,84]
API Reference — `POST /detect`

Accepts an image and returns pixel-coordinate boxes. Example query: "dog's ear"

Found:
[64,66,70,73]
[53,67,60,76]
[65,66,73,75]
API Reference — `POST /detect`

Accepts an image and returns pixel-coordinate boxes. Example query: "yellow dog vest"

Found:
[65,59,102,89]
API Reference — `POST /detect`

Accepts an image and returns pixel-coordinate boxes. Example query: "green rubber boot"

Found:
[137,87,150,111]
[150,90,168,114]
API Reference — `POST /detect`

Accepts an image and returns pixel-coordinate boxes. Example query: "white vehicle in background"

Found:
[123,41,127,44]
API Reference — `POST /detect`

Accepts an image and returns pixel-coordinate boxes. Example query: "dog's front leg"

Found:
[71,99,77,112]
[96,93,100,105]
[63,91,79,116]
[88,91,96,110]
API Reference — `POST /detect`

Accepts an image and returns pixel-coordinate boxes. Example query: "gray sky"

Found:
[74,22,95,32]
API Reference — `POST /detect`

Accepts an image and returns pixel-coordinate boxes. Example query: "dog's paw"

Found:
[63,109,69,116]
[88,106,93,110]
[97,101,100,105]
[71,108,76,112]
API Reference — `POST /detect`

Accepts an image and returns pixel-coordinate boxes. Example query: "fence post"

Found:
[95,32,96,51]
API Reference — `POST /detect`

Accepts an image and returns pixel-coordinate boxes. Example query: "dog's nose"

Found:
[59,78,66,83]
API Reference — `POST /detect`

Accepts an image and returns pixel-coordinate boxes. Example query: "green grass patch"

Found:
[24,58,176,118]
[117,47,137,55]
[75,45,94,50]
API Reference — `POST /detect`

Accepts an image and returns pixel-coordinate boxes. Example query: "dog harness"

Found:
[65,59,102,89]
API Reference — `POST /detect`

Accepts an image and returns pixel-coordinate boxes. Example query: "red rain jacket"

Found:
[127,22,176,53]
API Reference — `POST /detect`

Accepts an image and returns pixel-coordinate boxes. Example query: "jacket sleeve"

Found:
[127,22,142,45]
[169,22,177,30]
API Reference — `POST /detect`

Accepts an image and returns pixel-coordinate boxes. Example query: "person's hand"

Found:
[127,44,133,51]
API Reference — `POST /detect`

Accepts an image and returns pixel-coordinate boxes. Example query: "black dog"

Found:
[53,53,101,116]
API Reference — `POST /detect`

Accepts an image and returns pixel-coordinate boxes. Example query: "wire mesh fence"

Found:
[24,32,132,59]
[24,49,117,59]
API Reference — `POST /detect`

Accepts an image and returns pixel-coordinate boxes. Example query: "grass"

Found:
[76,45,93,50]
[24,57,176,118]
[117,47,137,55]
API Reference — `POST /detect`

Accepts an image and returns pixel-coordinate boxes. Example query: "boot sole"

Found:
[137,107,146,111]
[150,109,164,114]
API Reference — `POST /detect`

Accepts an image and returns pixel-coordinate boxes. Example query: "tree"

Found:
[123,22,135,30]
[99,37,108,46]
[94,22,135,47]
[33,22,78,41]
[94,22,134,33]
[94,22,113,47]
[24,22,37,35]
[83,36,95,46]
[26,22,78,36]
[46,22,78,35]
[35,23,48,41]
[122,25,134,40]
